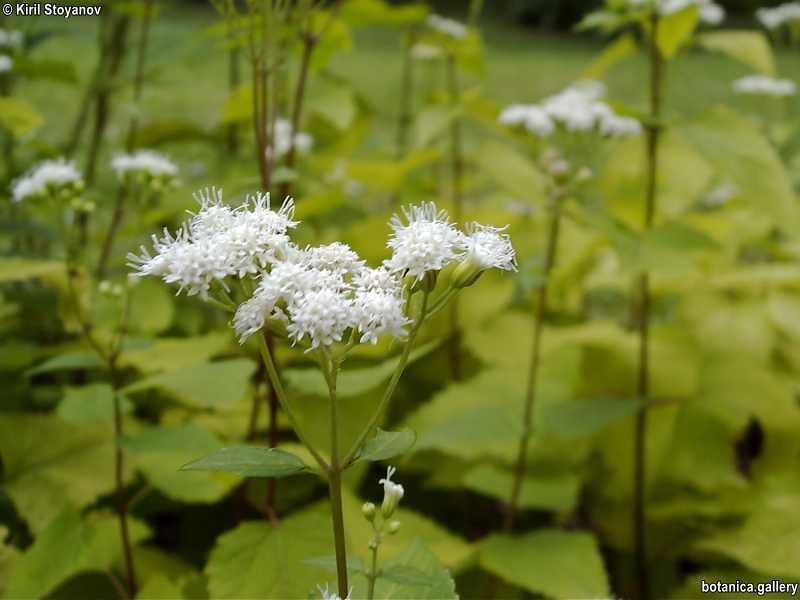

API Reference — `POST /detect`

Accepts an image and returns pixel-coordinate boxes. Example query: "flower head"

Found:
[11,158,83,203]
[385,202,465,281]
[379,465,404,517]
[128,188,297,298]
[0,29,23,51]
[498,81,641,139]
[427,14,468,39]
[732,75,797,97]
[270,118,313,158]
[111,150,178,180]
[318,584,351,600]
[461,223,517,272]
[757,2,800,29]
[0,55,12,73]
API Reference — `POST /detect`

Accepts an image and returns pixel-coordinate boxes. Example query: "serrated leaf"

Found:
[5,509,149,599]
[181,446,308,478]
[381,563,440,587]
[301,555,365,574]
[480,530,610,599]
[0,413,126,533]
[356,428,416,462]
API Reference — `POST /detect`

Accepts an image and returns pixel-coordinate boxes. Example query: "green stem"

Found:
[367,535,379,600]
[256,331,328,471]
[342,290,430,467]
[323,357,349,597]
[633,12,663,600]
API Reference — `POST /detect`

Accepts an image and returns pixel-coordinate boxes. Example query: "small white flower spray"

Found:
[362,466,404,599]
[137,192,515,598]
[494,78,641,553]
[578,0,708,595]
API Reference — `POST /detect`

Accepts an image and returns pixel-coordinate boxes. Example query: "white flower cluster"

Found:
[499,81,642,138]
[270,119,313,159]
[128,188,297,299]
[625,0,724,24]
[0,55,12,73]
[11,158,83,203]
[0,29,23,51]
[732,75,797,97]
[111,150,178,180]
[132,192,516,351]
[757,2,800,30]
[427,14,468,39]
[318,584,350,600]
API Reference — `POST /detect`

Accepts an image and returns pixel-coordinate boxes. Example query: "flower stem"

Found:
[633,12,664,600]
[367,532,379,600]
[326,357,350,597]
[256,331,329,472]
[341,290,430,466]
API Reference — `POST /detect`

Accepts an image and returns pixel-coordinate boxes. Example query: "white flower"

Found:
[0,55,12,73]
[352,288,410,345]
[625,0,725,24]
[11,158,82,203]
[756,2,800,30]
[301,242,365,276]
[460,223,517,272]
[0,29,23,50]
[498,104,555,137]
[499,81,641,139]
[318,584,351,600]
[379,465,404,517]
[411,43,443,60]
[286,287,355,350]
[732,75,797,97]
[269,118,313,158]
[128,188,297,298]
[427,14,468,39]
[111,150,178,179]
[385,202,465,281]
[703,182,737,207]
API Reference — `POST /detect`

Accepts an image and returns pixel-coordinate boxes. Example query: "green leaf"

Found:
[341,0,428,26]
[356,428,416,462]
[380,563,440,587]
[307,79,357,130]
[13,57,77,84]
[680,107,798,233]
[696,30,775,75]
[123,358,256,408]
[0,258,63,283]
[585,33,637,79]
[127,278,174,334]
[122,424,240,503]
[301,555,365,574]
[0,413,124,533]
[539,397,641,438]
[480,140,544,202]
[0,98,44,138]
[480,530,610,599]
[697,505,800,578]
[26,351,105,376]
[181,446,308,478]
[414,105,454,148]
[121,332,231,374]
[57,383,131,424]
[5,509,149,599]
[463,464,580,512]
[656,5,699,59]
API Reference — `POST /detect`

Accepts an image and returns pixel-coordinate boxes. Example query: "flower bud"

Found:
[451,257,484,289]
[411,270,438,294]
[362,502,376,522]
[387,520,401,534]
[379,466,404,518]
